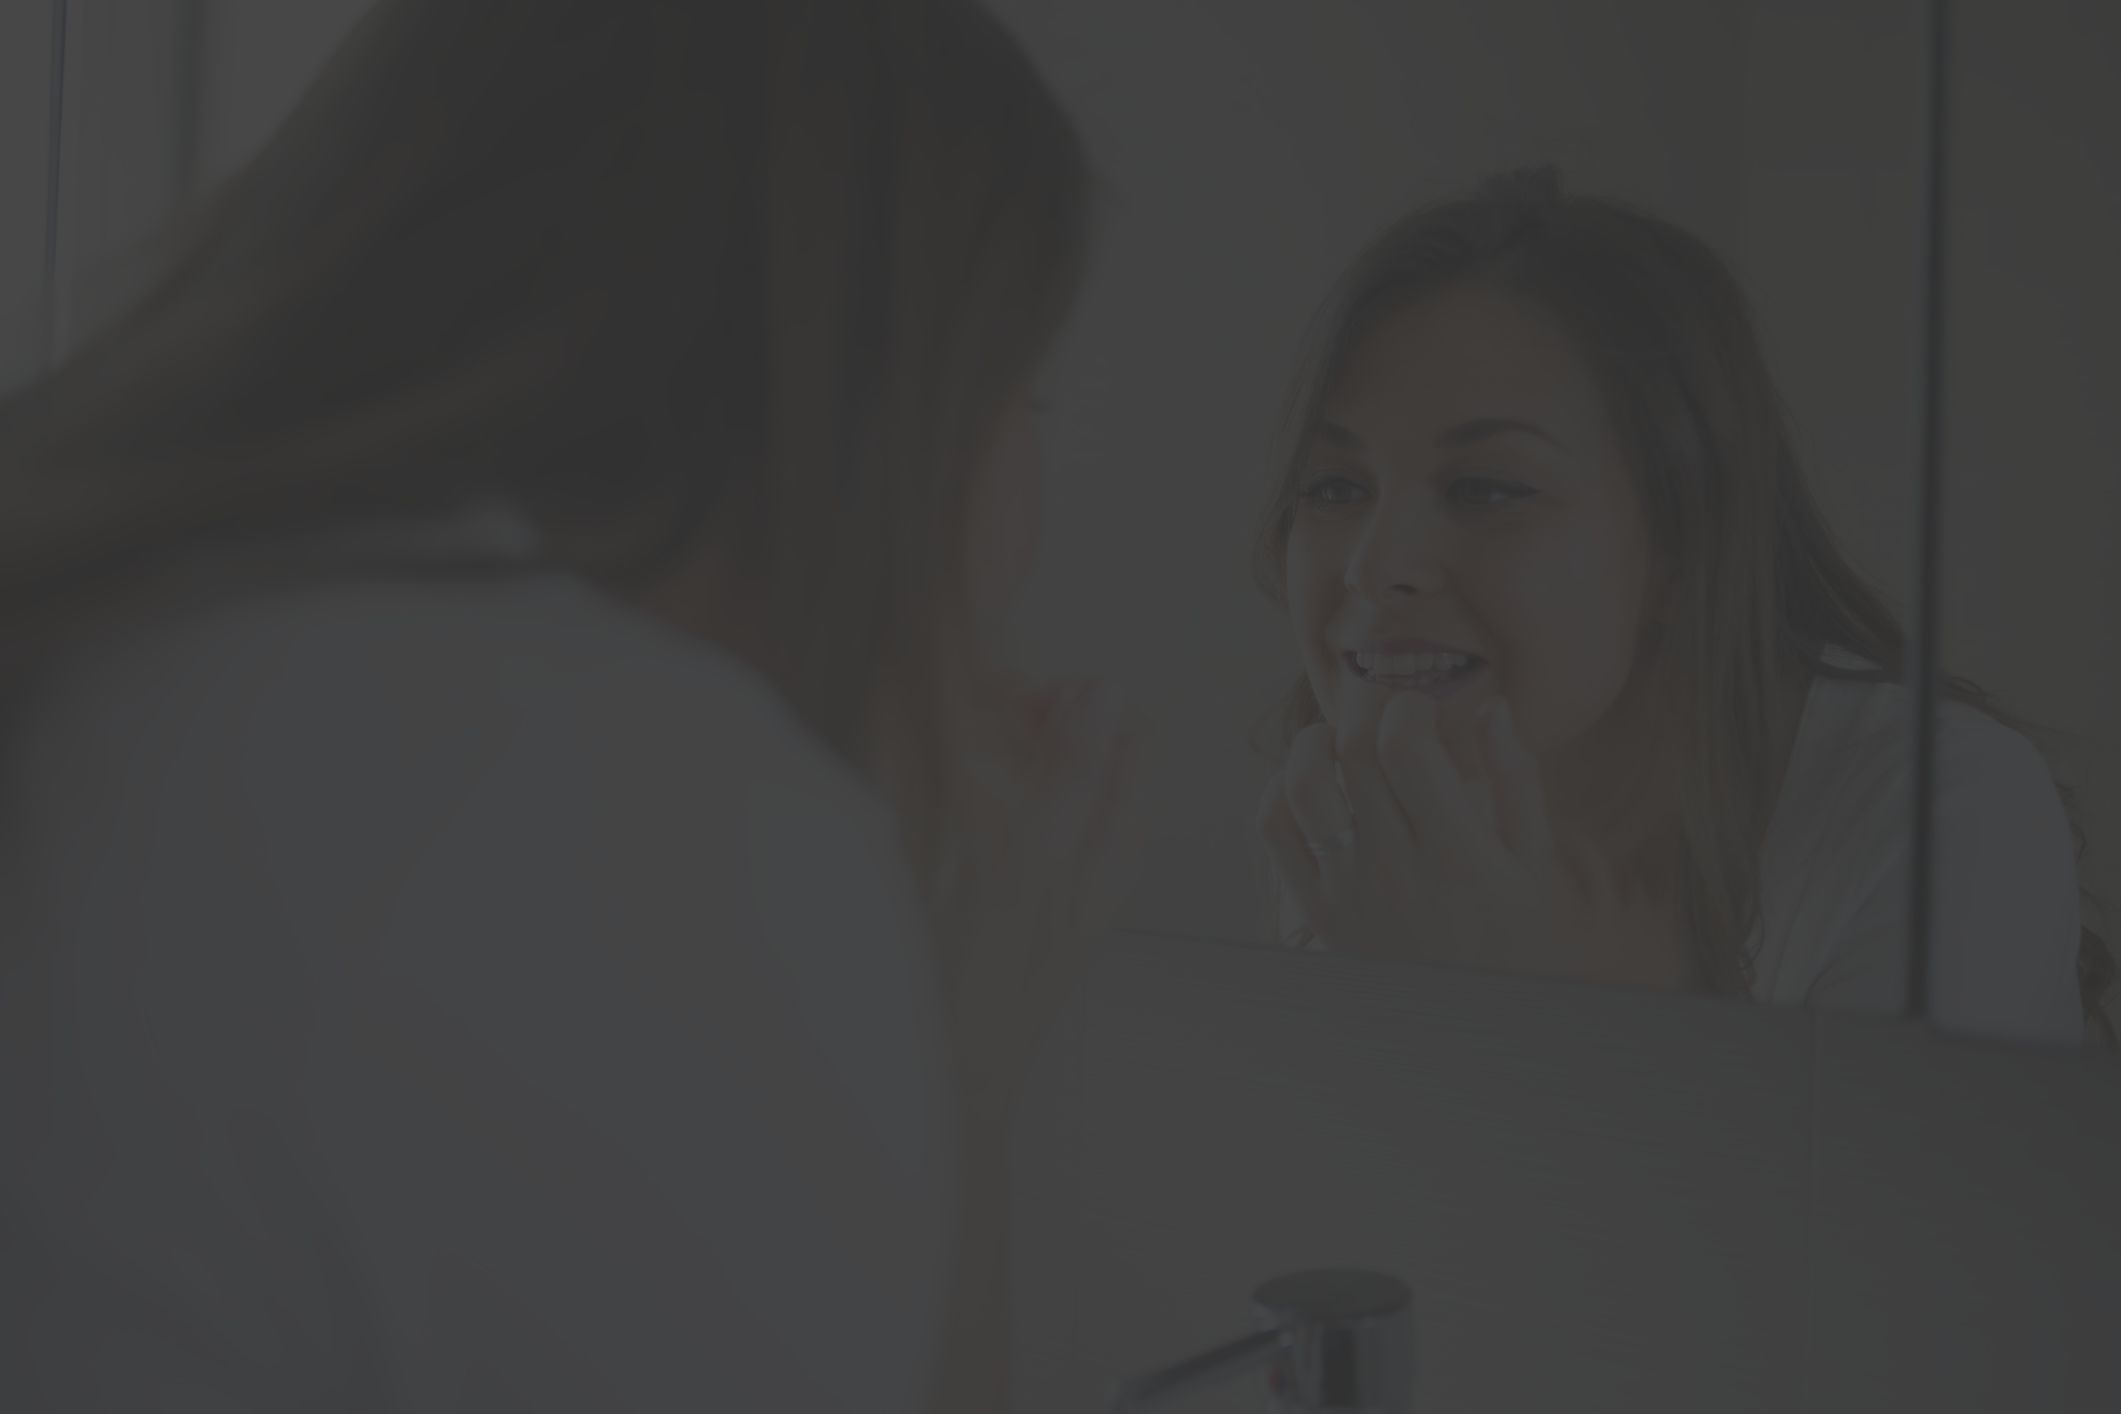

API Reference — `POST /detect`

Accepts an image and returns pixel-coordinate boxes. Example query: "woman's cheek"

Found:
[1494,608,1642,756]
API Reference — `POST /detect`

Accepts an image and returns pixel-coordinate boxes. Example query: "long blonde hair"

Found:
[0,0,1093,887]
[1253,168,2113,1038]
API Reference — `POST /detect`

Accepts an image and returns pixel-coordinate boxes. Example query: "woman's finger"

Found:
[1329,683,1416,871]
[1256,771,1331,940]
[1480,699,1553,866]
[1375,689,1483,866]
[1285,722,1357,864]
[1324,693,1438,959]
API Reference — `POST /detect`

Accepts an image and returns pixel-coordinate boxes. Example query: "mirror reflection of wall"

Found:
[1941,3,2121,1037]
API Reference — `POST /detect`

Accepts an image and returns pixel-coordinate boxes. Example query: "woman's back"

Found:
[0,509,957,1409]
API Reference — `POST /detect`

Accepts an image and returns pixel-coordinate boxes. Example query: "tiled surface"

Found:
[1017,931,1818,1414]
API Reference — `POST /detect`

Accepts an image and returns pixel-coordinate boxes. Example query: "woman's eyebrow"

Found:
[1312,418,1364,449]
[1436,416,1566,452]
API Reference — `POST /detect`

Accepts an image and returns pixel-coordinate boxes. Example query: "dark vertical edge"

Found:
[173,0,206,201]
[37,0,71,371]
[1907,0,1952,1020]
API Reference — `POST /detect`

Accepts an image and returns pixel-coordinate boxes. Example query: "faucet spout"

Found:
[1106,1269,1413,1414]
[1108,1328,1284,1413]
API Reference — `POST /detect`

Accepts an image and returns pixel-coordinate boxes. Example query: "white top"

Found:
[0,506,957,1410]
[1272,652,2089,1048]
[1750,651,2086,1048]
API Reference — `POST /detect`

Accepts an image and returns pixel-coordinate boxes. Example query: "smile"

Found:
[1344,648,1486,698]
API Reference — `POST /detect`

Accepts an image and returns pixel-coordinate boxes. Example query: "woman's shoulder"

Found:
[2,528,941,1162]
[1793,664,2057,814]
[1772,663,2067,901]
[0,559,954,1409]
[21,544,864,795]
[4,552,908,961]
[15,497,853,786]
[1759,661,2083,1044]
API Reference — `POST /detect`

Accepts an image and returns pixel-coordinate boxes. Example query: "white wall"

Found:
[1737,1,1928,612]
[0,1,58,389]
[1943,1,2121,934]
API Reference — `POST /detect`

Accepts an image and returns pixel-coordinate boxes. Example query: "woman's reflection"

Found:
[1253,167,2109,1049]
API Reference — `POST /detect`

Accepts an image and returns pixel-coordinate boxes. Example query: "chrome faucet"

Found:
[1107,1269,1413,1414]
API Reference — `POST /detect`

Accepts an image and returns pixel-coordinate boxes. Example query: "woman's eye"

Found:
[1448,477,1535,509]
[1299,475,1369,507]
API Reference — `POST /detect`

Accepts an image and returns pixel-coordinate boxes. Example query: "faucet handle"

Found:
[1250,1270,1413,1414]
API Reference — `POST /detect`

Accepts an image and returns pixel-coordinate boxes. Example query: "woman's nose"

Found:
[1343,497,1450,600]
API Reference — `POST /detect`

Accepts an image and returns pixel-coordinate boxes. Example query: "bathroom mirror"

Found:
[990,0,2119,1055]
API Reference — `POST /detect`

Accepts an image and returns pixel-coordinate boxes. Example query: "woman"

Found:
[1255,167,2108,1050]
[0,1,1139,1410]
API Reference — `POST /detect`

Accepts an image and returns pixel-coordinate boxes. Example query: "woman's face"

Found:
[1284,284,1663,774]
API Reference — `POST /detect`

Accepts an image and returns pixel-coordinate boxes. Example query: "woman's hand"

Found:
[925,679,1147,1414]
[1258,687,1615,978]
[930,679,1149,1148]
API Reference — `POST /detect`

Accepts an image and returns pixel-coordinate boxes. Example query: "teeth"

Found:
[1356,651,1474,677]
